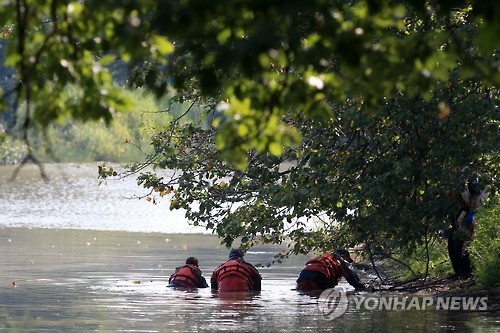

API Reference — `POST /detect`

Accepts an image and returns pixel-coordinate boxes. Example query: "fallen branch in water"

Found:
[369,276,465,293]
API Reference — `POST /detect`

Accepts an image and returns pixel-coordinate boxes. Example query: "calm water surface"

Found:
[0,163,203,233]
[0,164,498,332]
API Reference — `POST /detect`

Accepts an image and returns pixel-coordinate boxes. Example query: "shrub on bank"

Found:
[0,89,172,165]
[0,136,26,165]
[369,198,498,286]
[470,198,499,288]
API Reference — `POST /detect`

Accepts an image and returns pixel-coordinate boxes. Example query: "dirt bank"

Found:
[367,276,500,312]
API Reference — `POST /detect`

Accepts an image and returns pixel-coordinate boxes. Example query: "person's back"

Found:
[211,249,261,292]
[169,257,208,288]
[296,251,365,291]
[296,254,337,290]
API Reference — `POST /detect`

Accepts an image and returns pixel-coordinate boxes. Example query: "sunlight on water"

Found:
[0,163,206,233]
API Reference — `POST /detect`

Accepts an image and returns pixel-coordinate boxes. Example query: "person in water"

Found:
[211,249,262,292]
[168,257,209,288]
[296,249,366,291]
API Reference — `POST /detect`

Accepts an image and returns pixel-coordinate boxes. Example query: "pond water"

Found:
[0,163,204,233]
[0,164,498,332]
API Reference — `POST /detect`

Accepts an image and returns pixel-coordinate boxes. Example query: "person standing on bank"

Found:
[169,257,209,288]
[447,177,489,279]
[296,249,366,291]
[211,249,262,292]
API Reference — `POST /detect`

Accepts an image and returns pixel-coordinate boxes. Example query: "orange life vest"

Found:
[169,264,203,288]
[212,259,260,292]
[300,254,343,288]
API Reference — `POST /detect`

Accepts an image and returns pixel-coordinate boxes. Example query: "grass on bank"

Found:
[470,197,500,289]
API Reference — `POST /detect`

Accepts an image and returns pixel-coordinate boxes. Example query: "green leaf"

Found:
[268,141,283,157]
[152,35,174,56]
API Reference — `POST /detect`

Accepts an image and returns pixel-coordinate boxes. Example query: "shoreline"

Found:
[0,225,213,236]
[365,275,500,312]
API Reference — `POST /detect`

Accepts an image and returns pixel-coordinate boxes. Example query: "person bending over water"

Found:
[296,249,366,291]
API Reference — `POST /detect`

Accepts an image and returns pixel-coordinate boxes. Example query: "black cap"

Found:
[229,249,244,260]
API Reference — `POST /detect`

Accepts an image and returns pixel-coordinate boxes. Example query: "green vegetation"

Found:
[0,135,25,165]
[383,240,451,282]
[373,198,499,286]
[1,1,498,282]
[471,198,500,288]
[1,1,498,164]
[0,87,210,164]
[0,88,169,164]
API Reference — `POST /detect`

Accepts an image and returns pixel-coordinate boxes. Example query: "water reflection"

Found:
[0,163,205,233]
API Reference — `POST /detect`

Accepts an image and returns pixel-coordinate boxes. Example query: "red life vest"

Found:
[212,259,260,292]
[301,254,343,288]
[169,264,203,288]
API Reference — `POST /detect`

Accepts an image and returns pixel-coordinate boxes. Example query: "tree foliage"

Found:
[128,75,497,258]
[1,1,499,262]
[1,1,498,164]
